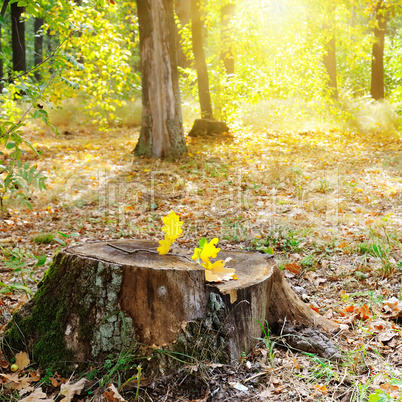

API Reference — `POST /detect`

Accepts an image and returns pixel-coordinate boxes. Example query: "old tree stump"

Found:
[3,240,340,371]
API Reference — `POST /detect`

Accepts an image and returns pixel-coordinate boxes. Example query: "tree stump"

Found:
[188,118,229,137]
[3,240,340,372]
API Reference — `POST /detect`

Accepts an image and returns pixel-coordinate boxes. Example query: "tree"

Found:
[134,0,187,159]
[0,0,10,93]
[220,1,236,76]
[34,17,44,81]
[322,23,338,99]
[11,1,26,73]
[370,0,387,100]
[191,0,213,119]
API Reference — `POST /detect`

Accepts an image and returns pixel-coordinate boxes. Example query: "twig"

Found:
[106,243,193,263]
[243,362,292,383]
[7,32,74,82]
[2,69,58,139]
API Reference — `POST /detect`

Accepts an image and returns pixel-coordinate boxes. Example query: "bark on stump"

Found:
[3,240,340,372]
[188,119,229,137]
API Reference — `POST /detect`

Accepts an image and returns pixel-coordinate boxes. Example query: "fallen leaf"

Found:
[284,262,300,274]
[305,271,326,287]
[107,384,127,401]
[59,378,87,402]
[20,387,54,401]
[15,351,30,371]
[204,260,237,282]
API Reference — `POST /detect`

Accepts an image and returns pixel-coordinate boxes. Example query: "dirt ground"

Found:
[1,124,402,401]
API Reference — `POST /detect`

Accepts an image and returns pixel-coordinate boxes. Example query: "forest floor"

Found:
[1,123,402,401]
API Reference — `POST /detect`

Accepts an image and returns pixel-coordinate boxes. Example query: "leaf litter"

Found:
[1,125,402,400]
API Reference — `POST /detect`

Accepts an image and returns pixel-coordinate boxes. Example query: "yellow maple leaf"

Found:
[161,211,183,239]
[192,238,220,264]
[157,211,183,255]
[157,238,173,255]
[204,260,237,282]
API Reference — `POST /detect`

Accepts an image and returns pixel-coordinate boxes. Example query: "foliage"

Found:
[157,210,184,254]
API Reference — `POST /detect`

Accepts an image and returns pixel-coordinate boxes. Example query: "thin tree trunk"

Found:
[370,0,387,100]
[0,0,10,92]
[34,17,44,81]
[220,2,235,76]
[191,0,213,119]
[134,0,187,159]
[322,27,338,99]
[175,0,191,68]
[11,1,26,73]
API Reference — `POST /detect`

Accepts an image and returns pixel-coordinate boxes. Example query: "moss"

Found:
[3,252,137,375]
[3,254,76,373]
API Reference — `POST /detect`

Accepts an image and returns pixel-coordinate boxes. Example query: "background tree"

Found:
[11,1,26,73]
[34,17,44,81]
[134,0,187,159]
[370,0,387,99]
[191,0,213,119]
[220,0,236,76]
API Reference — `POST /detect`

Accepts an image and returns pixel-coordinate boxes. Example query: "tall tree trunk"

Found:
[34,17,44,81]
[0,0,10,92]
[220,2,235,76]
[191,0,213,119]
[322,27,338,100]
[11,1,26,73]
[370,0,387,100]
[134,0,187,159]
[175,0,191,68]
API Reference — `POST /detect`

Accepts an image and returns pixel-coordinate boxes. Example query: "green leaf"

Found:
[35,255,47,266]
[6,142,16,149]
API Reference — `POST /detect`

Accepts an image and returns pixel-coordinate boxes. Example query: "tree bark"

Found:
[11,1,26,73]
[34,17,44,81]
[4,240,340,373]
[220,2,235,76]
[191,0,213,119]
[370,0,387,100]
[134,0,187,159]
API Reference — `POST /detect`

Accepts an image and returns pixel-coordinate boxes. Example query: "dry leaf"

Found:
[15,351,30,371]
[0,373,34,391]
[204,260,237,282]
[107,384,127,401]
[284,262,300,274]
[305,271,326,287]
[20,387,54,402]
[59,378,87,402]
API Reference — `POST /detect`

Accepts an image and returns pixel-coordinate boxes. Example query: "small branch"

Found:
[106,243,193,263]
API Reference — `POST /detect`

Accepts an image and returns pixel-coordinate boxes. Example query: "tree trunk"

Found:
[0,0,9,93]
[370,0,387,100]
[34,17,44,81]
[220,2,236,76]
[322,27,338,100]
[175,0,191,69]
[11,1,26,73]
[134,0,187,159]
[191,0,213,119]
[4,240,340,373]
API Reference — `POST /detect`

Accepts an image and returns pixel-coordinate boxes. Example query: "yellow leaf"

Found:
[199,238,220,263]
[204,260,237,283]
[157,238,173,255]
[157,211,183,255]
[161,211,183,238]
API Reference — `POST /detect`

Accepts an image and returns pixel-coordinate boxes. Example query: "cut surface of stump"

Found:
[3,240,340,372]
[188,118,229,137]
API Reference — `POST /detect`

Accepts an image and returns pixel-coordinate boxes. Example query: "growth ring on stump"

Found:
[3,240,340,371]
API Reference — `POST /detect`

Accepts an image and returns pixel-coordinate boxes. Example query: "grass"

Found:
[1,100,402,400]
[32,232,55,244]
